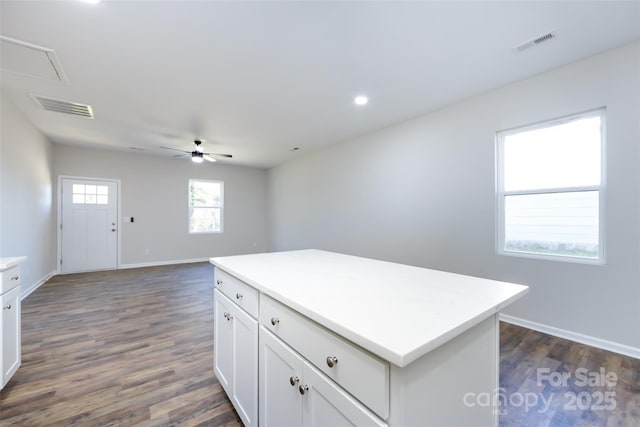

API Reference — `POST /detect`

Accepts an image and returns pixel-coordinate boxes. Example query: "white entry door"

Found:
[61,178,118,273]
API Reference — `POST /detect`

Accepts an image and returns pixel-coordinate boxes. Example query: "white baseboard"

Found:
[119,258,210,270]
[21,270,56,301]
[500,314,640,360]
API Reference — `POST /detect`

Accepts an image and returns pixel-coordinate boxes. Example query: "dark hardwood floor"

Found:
[1,263,638,426]
[500,323,639,427]
[0,263,241,427]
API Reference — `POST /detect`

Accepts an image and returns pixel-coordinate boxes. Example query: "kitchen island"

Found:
[210,249,528,427]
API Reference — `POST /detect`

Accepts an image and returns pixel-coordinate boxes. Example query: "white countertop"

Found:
[0,256,27,270]
[210,250,528,367]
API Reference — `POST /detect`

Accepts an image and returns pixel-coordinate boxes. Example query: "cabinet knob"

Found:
[299,384,309,395]
[223,312,233,321]
[270,317,280,326]
[11,275,19,281]
[216,280,223,286]
[289,376,299,386]
[326,356,338,368]
[3,304,11,310]
[236,293,243,300]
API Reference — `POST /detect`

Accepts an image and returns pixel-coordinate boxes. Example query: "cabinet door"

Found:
[231,302,258,427]
[260,327,304,427]
[302,362,387,427]
[2,285,21,388]
[214,289,234,393]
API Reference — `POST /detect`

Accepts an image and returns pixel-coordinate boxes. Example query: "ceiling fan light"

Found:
[191,152,204,163]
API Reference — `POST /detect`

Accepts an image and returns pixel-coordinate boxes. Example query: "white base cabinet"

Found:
[213,289,258,427]
[2,284,21,389]
[211,251,528,427]
[260,326,386,427]
[1,257,25,391]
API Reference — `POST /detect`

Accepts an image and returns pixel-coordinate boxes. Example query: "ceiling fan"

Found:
[161,140,232,163]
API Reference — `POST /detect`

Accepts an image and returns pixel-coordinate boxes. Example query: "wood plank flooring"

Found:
[0,263,241,427]
[500,323,640,427]
[1,262,638,426]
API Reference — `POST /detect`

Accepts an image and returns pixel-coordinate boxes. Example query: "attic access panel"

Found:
[0,36,68,83]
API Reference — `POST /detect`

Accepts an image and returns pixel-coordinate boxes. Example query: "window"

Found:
[72,184,109,204]
[189,180,223,233]
[496,109,605,262]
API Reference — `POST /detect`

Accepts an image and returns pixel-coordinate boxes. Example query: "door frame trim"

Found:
[57,175,122,274]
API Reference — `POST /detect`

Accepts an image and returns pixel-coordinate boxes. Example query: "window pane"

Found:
[85,185,97,195]
[190,207,221,232]
[72,194,85,204]
[190,181,221,207]
[505,191,599,258]
[97,185,109,195]
[72,184,85,194]
[97,195,108,204]
[503,116,601,191]
[85,194,97,204]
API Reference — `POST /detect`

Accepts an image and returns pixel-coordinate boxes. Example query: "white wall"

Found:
[0,95,56,296]
[54,145,268,266]
[268,41,640,350]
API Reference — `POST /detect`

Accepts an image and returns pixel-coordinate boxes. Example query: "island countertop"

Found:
[210,249,528,367]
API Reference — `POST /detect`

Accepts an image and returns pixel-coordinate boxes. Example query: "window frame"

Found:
[188,179,224,234]
[495,108,606,264]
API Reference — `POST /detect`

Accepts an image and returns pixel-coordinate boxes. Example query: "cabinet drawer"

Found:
[0,266,21,294]
[260,294,389,419]
[215,268,258,318]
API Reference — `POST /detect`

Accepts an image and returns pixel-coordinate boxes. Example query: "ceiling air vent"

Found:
[513,31,557,53]
[30,94,94,118]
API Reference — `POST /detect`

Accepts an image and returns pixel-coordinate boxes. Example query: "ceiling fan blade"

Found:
[172,154,187,158]
[161,146,189,153]
[205,152,233,158]
[203,155,216,162]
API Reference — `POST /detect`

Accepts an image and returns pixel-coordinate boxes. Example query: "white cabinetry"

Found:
[213,269,258,427]
[260,327,386,427]
[1,257,26,390]
[211,250,528,427]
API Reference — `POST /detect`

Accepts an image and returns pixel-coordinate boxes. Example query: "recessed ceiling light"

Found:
[354,96,368,106]
[80,0,101,4]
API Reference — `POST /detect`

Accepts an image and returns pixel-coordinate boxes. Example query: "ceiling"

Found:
[1,1,639,168]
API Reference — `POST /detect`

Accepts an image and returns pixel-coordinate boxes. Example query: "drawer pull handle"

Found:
[11,275,19,281]
[216,280,223,285]
[223,312,233,321]
[289,376,299,386]
[3,304,11,310]
[298,384,308,395]
[236,293,243,300]
[270,317,280,326]
[326,356,338,368]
